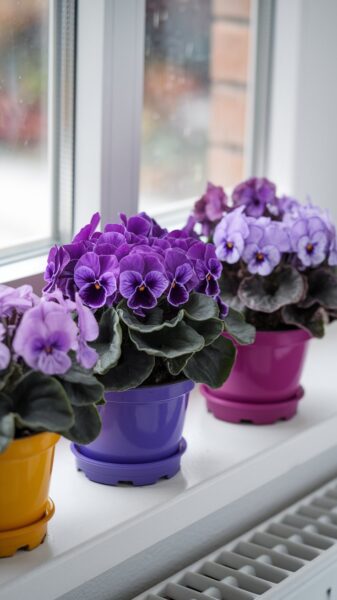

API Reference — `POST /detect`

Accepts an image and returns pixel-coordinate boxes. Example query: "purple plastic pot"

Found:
[201,329,311,425]
[72,379,194,486]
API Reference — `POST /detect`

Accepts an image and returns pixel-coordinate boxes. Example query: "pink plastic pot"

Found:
[201,329,311,425]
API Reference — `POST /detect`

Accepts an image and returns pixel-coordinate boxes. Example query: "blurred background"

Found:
[0,0,336,258]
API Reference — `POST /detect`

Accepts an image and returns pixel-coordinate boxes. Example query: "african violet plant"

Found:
[44,212,254,393]
[189,178,337,336]
[0,284,103,452]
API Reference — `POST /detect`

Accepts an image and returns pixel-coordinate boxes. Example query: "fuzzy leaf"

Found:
[186,317,224,346]
[219,272,244,311]
[62,404,101,445]
[129,321,204,358]
[61,378,104,407]
[282,305,327,338]
[98,337,155,391]
[13,371,74,432]
[224,308,256,345]
[0,393,14,453]
[183,336,236,388]
[301,269,337,310]
[239,267,305,313]
[183,293,219,321]
[118,303,184,332]
[167,353,193,376]
[93,308,122,375]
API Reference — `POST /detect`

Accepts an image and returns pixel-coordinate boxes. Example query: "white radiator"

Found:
[135,478,337,600]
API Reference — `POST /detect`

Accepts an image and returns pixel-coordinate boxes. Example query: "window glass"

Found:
[0,0,50,251]
[140,0,252,214]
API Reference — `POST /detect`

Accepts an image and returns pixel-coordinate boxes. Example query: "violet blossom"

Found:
[242,221,290,276]
[74,252,119,308]
[187,242,222,296]
[213,207,250,264]
[194,182,228,236]
[13,301,78,375]
[290,216,329,268]
[0,324,10,370]
[0,284,36,317]
[233,177,276,218]
[164,249,196,307]
[119,253,168,310]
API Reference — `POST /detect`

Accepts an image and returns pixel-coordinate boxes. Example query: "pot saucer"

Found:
[71,438,187,486]
[0,498,55,558]
[201,385,304,425]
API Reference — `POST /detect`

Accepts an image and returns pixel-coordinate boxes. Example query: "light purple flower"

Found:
[188,242,222,296]
[233,178,276,217]
[44,246,70,293]
[194,182,228,236]
[119,253,168,310]
[290,216,329,267]
[164,249,196,307]
[0,324,10,370]
[0,284,36,317]
[74,252,119,308]
[213,206,250,264]
[13,301,78,375]
[243,221,289,276]
[74,293,99,369]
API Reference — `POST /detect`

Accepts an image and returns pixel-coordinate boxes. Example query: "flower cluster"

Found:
[44,211,227,315]
[0,285,103,452]
[189,178,337,337]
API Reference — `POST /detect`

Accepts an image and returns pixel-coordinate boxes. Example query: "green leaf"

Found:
[167,353,193,376]
[183,336,236,388]
[93,308,123,375]
[183,293,219,321]
[238,267,305,313]
[12,371,74,432]
[61,378,104,407]
[224,308,256,345]
[129,321,204,358]
[186,317,224,346]
[300,269,337,310]
[219,272,245,311]
[98,337,155,391]
[62,404,101,445]
[118,302,184,332]
[282,305,327,338]
[0,393,14,453]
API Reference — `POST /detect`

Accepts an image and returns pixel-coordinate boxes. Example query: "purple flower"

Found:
[269,195,300,217]
[216,296,229,319]
[74,252,119,308]
[119,254,168,310]
[138,212,168,238]
[213,207,250,264]
[233,178,276,217]
[72,212,101,243]
[188,242,222,296]
[94,231,130,260]
[0,284,36,317]
[242,221,289,276]
[0,324,10,370]
[74,293,99,369]
[44,245,70,293]
[164,249,196,307]
[181,215,198,238]
[290,216,329,267]
[194,182,228,236]
[13,301,78,375]
[120,212,152,241]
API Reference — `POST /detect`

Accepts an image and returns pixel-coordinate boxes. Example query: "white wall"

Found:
[268,0,337,220]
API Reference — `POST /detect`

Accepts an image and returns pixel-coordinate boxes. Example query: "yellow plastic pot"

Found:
[0,431,59,558]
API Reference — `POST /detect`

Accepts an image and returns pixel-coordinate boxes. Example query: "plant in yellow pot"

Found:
[0,285,103,557]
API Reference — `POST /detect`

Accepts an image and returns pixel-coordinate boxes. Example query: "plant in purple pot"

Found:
[44,212,250,485]
[189,178,337,424]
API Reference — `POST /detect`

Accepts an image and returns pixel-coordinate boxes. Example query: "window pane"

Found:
[140,0,252,215]
[0,0,50,251]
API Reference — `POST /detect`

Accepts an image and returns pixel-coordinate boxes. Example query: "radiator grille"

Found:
[136,478,337,600]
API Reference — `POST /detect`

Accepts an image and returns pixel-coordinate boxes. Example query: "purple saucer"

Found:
[71,438,187,486]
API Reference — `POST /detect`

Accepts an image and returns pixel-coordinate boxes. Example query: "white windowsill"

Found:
[1,324,337,600]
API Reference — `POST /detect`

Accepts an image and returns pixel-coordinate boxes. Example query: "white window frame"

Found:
[2,0,274,282]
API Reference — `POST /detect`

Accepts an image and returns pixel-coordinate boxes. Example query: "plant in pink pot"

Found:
[189,179,337,424]
[45,212,249,485]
